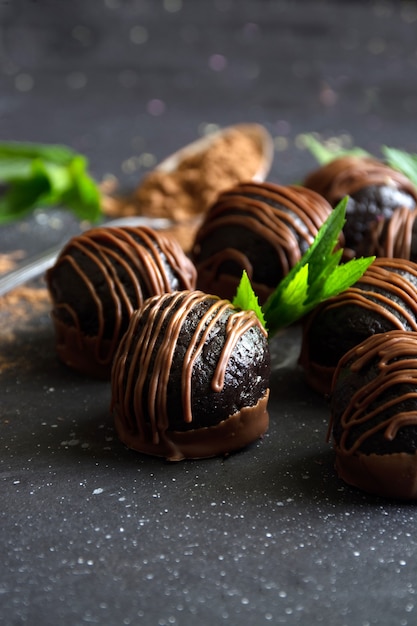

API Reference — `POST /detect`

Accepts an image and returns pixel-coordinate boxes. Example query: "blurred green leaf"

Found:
[382,146,417,187]
[0,141,102,224]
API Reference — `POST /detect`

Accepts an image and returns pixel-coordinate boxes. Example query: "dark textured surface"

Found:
[1,1,417,625]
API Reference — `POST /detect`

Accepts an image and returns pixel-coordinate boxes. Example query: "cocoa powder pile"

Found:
[103,127,265,224]
[135,127,264,221]
[0,250,25,274]
[0,286,51,371]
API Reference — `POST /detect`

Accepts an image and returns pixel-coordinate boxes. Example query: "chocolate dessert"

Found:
[46,226,197,378]
[303,155,417,259]
[366,206,417,261]
[329,330,417,500]
[192,181,332,304]
[299,257,417,396]
[111,290,270,461]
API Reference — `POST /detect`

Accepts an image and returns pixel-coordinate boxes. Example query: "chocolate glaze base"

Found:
[114,390,269,461]
[334,445,417,500]
[52,315,114,379]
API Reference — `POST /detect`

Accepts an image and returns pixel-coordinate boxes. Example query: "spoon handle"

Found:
[0,246,61,297]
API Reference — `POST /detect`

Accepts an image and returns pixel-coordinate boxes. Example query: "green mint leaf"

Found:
[0,141,102,224]
[302,134,370,165]
[0,171,51,222]
[304,248,343,305]
[267,264,309,329]
[262,199,375,336]
[232,270,267,329]
[263,198,347,320]
[303,197,347,286]
[61,163,102,221]
[319,257,376,300]
[0,142,76,166]
[382,146,417,188]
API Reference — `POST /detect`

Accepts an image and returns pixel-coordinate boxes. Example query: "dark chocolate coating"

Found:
[304,155,417,259]
[345,185,416,257]
[46,225,197,377]
[192,182,332,304]
[329,330,417,500]
[331,331,417,456]
[111,290,270,460]
[366,206,417,261]
[299,258,417,395]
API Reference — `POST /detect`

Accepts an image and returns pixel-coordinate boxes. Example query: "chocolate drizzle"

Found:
[368,206,417,261]
[111,290,270,460]
[331,331,417,454]
[46,226,196,377]
[192,182,332,304]
[304,155,417,206]
[299,258,417,395]
[304,155,417,259]
[329,330,417,499]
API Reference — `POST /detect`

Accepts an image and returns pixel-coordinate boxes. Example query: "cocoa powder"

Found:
[0,286,51,371]
[0,250,26,274]
[103,127,264,224]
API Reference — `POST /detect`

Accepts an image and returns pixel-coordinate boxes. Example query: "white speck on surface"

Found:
[209,54,227,71]
[66,71,87,90]
[15,73,34,92]
[118,70,139,89]
[163,0,182,12]
[130,25,148,44]
[147,99,166,116]
[72,25,92,46]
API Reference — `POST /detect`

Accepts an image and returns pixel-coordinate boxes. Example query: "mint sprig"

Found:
[301,134,370,165]
[232,198,375,337]
[232,270,267,329]
[0,142,102,224]
[381,146,417,188]
[303,135,417,189]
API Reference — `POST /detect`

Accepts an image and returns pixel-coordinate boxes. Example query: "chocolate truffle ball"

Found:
[111,290,270,461]
[46,226,196,378]
[299,258,417,396]
[366,206,417,261]
[303,155,417,259]
[192,181,332,304]
[329,330,417,500]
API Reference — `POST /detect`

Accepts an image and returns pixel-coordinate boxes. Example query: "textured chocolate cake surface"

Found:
[111,290,270,460]
[299,257,417,395]
[192,181,332,304]
[329,330,417,499]
[304,155,417,259]
[46,226,196,378]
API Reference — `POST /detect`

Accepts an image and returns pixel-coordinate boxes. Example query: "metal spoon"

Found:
[0,216,173,297]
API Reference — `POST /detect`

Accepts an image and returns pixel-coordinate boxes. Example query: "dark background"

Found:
[1,2,417,625]
[2,0,417,188]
